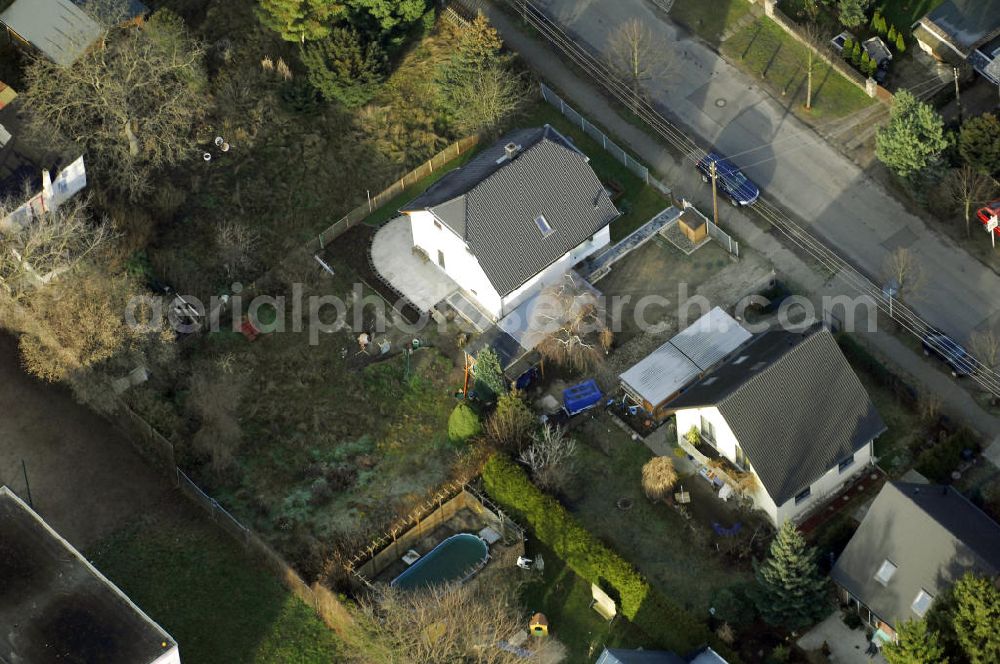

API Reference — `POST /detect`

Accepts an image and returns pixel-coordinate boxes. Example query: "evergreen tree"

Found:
[838,0,868,29]
[876,90,949,179]
[258,0,345,43]
[851,40,862,67]
[884,619,949,664]
[888,25,898,43]
[349,0,428,35]
[474,347,507,401]
[877,14,887,35]
[870,10,880,29]
[753,522,830,630]
[952,574,1000,664]
[868,57,879,77]
[841,37,853,61]
[896,32,906,53]
[959,113,1000,175]
[300,26,386,107]
[861,50,872,71]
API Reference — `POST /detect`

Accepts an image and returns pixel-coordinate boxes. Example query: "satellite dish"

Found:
[203,153,212,162]
[214,136,224,147]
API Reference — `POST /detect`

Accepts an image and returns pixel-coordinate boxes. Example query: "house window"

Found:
[874,559,897,586]
[794,486,812,505]
[535,215,554,236]
[699,415,716,443]
[437,250,445,268]
[433,220,442,230]
[912,589,934,617]
[734,443,748,470]
[838,454,855,473]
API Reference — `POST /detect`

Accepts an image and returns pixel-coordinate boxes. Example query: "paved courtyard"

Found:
[798,612,887,664]
[371,216,458,312]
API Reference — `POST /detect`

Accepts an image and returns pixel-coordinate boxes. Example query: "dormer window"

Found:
[874,559,897,585]
[535,215,554,236]
[912,589,933,617]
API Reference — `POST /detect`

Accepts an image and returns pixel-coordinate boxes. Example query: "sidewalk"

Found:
[478,1,1000,454]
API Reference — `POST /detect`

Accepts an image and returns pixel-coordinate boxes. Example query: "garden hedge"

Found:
[483,454,738,660]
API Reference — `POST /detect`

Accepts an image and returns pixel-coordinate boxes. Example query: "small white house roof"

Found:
[620,307,750,407]
[670,307,752,371]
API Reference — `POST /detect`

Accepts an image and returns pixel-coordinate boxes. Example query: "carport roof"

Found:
[0,486,177,664]
[0,0,103,67]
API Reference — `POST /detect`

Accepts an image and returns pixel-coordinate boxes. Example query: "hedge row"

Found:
[482,454,736,659]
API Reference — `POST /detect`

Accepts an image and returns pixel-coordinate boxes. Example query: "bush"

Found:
[482,455,733,658]
[448,403,481,444]
[916,428,980,482]
[842,610,863,630]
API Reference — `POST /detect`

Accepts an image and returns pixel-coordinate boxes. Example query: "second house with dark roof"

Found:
[670,324,886,526]
[401,125,619,322]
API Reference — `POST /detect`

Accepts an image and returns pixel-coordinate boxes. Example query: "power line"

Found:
[493,0,1000,396]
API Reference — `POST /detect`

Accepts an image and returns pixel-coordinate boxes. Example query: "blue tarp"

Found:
[563,379,602,416]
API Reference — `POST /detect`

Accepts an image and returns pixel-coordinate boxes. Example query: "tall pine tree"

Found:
[884,620,949,664]
[258,0,345,43]
[300,26,386,107]
[474,347,507,401]
[754,522,830,630]
[952,573,1000,664]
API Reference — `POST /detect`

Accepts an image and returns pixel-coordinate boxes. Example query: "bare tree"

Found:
[519,424,577,492]
[534,275,612,373]
[802,23,825,111]
[606,18,675,99]
[881,247,924,301]
[352,564,562,664]
[641,456,678,502]
[945,166,997,237]
[453,65,530,135]
[187,359,246,474]
[20,10,209,200]
[216,220,261,279]
[970,329,1000,372]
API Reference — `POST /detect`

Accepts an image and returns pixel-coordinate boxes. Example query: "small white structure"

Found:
[619,307,751,420]
[2,155,88,232]
[0,486,181,664]
[400,125,619,322]
[670,325,886,526]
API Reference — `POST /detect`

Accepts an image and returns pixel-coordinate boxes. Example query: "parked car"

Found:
[922,329,976,377]
[976,198,1000,235]
[696,152,760,206]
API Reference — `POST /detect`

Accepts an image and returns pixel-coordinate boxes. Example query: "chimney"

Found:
[504,142,519,161]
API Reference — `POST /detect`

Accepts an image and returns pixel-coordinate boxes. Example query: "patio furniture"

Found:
[402,549,421,566]
[698,466,725,488]
[674,486,691,504]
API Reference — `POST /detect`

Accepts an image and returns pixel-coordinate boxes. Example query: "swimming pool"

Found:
[390,533,489,590]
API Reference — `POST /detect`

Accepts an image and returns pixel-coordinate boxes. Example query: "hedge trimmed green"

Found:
[483,454,733,657]
[448,403,482,443]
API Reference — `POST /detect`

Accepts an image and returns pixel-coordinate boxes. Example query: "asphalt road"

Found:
[509,0,1000,341]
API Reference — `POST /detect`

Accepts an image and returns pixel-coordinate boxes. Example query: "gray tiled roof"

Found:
[831,482,1000,629]
[402,126,619,296]
[670,325,885,505]
[920,0,1000,55]
[596,648,687,664]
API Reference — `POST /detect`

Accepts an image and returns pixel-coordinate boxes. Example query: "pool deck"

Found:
[372,507,519,586]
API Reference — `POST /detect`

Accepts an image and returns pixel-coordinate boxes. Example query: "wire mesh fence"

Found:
[540,82,672,197]
[707,218,740,258]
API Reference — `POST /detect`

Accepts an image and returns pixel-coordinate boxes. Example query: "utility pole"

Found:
[710,160,719,228]
[954,67,962,122]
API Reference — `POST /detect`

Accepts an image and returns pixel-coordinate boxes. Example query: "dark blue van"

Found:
[696,152,760,206]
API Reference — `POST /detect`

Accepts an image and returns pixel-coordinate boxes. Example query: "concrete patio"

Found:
[371,216,458,312]
[798,612,887,664]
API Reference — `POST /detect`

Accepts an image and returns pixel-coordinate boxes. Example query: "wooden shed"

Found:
[679,208,708,244]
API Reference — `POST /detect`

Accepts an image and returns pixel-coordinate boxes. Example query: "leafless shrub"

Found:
[519,424,577,492]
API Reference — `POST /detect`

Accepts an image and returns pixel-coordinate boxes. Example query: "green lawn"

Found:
[87,507,344,664]
[668,0,754,46]
[722,16,875,120]
[520,541,653,662]
[567,415,754,615]
[519,102,672,241]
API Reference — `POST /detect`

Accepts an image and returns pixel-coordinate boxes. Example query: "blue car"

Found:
[696,152,760,206]
[922,329,976,378]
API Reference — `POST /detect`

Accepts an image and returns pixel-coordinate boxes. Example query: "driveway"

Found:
[490,0,1000,340]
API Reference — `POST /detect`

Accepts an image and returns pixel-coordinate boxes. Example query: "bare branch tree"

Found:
[945,165,997,238]
[452,65,530,136]
[881,247,925,301]
[802,23,825,111]
[216,220,261,279]
[20,10,209,200]
[519,424,577,492]
[606,18,675,99]
[533,274,612,373]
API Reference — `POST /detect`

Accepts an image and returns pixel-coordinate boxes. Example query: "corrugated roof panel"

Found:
[619,341,700,406]
[670,307,751,370]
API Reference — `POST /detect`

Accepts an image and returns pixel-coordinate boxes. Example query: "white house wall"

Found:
[500,225,611,316]
[675,406,874,526]
[408,210,503,318]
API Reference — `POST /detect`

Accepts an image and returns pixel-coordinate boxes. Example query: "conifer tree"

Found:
[842,37,854,61]
[474,347,507,401]
[754,522,830,630]
[851,40,863,67]
[888,25,898,43]
[896,32,906,53]
[884,620,949,664]
[952,574,1000,664]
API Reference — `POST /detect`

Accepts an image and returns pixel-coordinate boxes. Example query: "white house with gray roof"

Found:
[832,481,1000,642]
[401,125,619,321]
[670,325,886,526]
